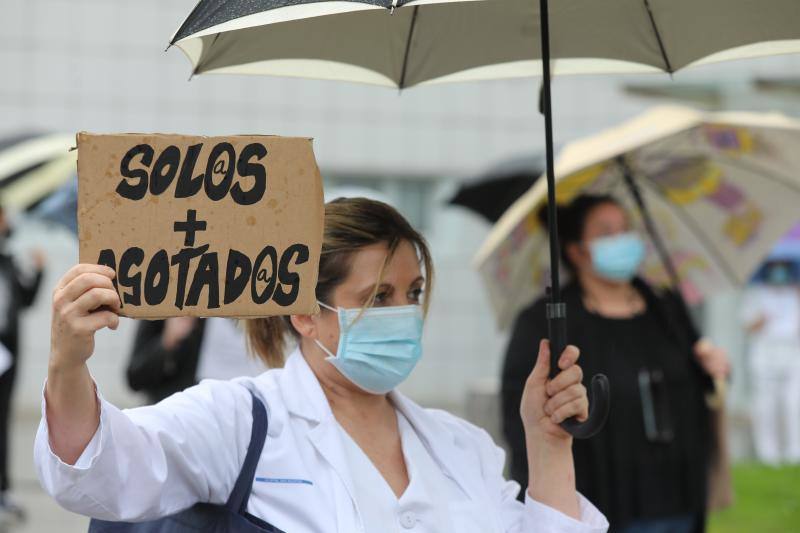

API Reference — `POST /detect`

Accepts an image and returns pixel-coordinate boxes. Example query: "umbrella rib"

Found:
[643,0,673,74]
[635,176,741,287]
[646,149,800,196]
[193,32,221,75]
[398,7,420,89]
[715,153,800,196]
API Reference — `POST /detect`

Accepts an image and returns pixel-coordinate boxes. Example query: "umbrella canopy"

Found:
[768,221,800,259]
[170,0,800,87]
[474,105,800,328]
[0,133,76,211]
[448,153,544,223]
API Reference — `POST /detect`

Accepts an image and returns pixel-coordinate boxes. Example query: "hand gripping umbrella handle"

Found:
[546,302,610,439]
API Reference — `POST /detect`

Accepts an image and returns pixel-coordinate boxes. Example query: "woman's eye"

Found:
[409,288,423,303]
[372,292,388,305]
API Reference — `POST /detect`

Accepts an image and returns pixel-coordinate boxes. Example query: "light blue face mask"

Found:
[589,232,646,282]
[768,265,792,285]
[314,301,424,394]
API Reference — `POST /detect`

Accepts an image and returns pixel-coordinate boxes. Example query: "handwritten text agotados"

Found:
[96,141,310,313]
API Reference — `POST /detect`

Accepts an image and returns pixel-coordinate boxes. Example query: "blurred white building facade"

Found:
[3,1,800,457]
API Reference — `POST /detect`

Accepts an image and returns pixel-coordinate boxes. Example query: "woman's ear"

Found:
[290,314,317,339]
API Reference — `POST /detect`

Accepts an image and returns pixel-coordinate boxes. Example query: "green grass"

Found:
[708,463,800,533]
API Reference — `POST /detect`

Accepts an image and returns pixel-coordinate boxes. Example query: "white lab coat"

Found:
[35,348,608,533]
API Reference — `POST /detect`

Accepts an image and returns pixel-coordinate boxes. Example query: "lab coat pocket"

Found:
[447,501,501,533]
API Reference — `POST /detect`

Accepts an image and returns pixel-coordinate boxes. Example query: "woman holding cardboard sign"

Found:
[35,198,608,533]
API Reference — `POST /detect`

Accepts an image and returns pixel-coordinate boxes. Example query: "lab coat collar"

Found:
[279,349,361,528]
[390,390,487,502]
[279,348,333,423]
[278,348,486,504]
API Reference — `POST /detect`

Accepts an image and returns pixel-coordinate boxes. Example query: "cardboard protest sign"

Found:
[77,133,323,318]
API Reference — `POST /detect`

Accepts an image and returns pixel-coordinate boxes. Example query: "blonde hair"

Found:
[245,197,434,367]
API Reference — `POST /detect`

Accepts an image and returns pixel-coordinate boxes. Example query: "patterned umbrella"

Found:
[475,106,800,328]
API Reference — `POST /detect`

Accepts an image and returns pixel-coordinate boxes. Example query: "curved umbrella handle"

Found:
[560,374,610,439]
[547,302,611,439]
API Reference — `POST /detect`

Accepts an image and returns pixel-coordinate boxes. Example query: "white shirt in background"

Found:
[741,286,800,464]
[741,286,800,340]
[195,318,267,381]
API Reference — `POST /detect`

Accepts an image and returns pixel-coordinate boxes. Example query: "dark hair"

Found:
[538,194,623,273]
[245,197,434,367]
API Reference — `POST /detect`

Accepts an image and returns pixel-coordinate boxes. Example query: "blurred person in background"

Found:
[741,259,800,465]
[127,318,206,404]
[0,205,45,519]
[502,194,730,533]
[128,317,266,404]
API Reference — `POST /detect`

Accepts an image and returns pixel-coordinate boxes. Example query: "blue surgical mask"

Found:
[768,266,791,285]
[589,232,646,282]
[314,301,424,394]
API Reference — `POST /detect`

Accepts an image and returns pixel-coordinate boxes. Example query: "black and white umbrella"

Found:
[171,1,800,86]
[170,0,800,438]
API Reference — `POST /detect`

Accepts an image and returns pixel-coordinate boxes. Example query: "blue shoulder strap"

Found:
[226,390,268,514]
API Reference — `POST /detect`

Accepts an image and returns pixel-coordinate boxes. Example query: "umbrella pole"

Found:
[617,157,699,328]
[538,0,560,302]
[617,157,684,292]
[538,0,609,439]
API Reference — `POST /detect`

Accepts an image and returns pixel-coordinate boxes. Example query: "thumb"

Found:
[529,339,551,385]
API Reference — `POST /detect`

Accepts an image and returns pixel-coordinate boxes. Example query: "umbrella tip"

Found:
[164,42,173,53]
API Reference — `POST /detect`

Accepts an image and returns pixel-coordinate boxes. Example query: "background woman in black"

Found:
[502,194,730,533]
[127,317,205,404]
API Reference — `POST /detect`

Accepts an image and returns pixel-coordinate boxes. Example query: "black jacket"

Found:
[0,253,43,358]
[127,319,206,404]
[501,279,712,530]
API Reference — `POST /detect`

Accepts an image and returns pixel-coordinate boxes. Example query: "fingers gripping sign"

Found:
[521,340,589,443]
[51,264,122,368]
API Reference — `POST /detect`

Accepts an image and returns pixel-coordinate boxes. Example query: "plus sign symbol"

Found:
[173,209,207,247]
